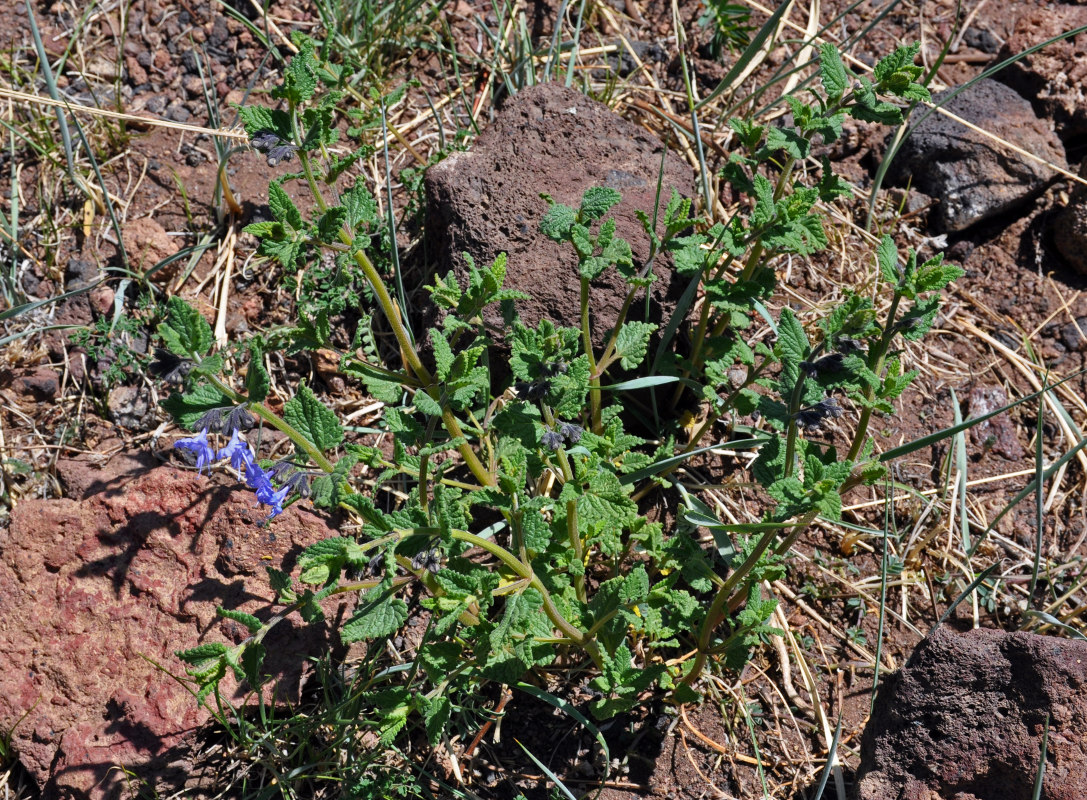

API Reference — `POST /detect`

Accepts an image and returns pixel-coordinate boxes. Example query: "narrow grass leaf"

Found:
[951,388,970,553]
[515,682,609,781]
[620,437,768,485]
[1032,714,1050,800]
[515,739,577,800]
[1022,610,1087,641]
[811,716,844,800]
[879,371,1086,461]
[1030,384,1046,601]
[934,562,1000,631]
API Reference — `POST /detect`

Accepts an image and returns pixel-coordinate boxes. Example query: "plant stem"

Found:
[846,292,902,463]
[542,404,587,603]
[580,276,603,432]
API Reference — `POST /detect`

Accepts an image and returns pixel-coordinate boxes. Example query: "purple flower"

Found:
[217,429,255,471]
[256,482,289,520]
[174,428,215,474]
[558,423,583,444]
[245,460,272,493]
[541,430,564,451]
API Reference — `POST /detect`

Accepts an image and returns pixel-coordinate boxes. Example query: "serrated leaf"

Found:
[218,607,263,634]
[874,43,920,85]
[176,642,228,665]
[876,234,899,283]
[274,34,318,105]
[159,296,213,358]
[613,321,657,370]
[343,179,378,230]
[266,566,296,602]
[430,328,454,382]
[539,201,577,240]
[764,125,810,160]
[341,588,408,643]
[236,105,293,140]
[284,384,343,453]
[243,220,285,238]
[579,186,622,222]
[160,384,230,429]
[314,206,348,243]
[818,42,849,100]
[423,695,451,746]
[245,343,269,402]
[268,181,303,231]
[414,389,443,417]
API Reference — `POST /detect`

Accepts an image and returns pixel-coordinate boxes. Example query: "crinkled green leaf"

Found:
[159,296,213,358]
[161,384,230,429]
[614,322,657,370]
[284,384,343,453]
[268,181,303,231]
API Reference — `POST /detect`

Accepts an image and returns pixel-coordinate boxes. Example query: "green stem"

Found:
[580,276,603,432]
[845,292,903,463]
[449,529,602,668]
[542,404,587,603]
[202,370,337,475]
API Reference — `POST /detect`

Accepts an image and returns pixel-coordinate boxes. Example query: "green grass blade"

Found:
[1030,383,1046,601]
[620,437,768,485]
[601,375,689,391]
[0,324,83,348]
[0,280,104,321]
[951,387,970,553]
[1022,610,1087,640]
[515,738,577,800]
[811,715,844,800]
[934,562,1000,630]
[879,371,1087,462]
[696,0,793,110]
[870,477,893,717]
[1032,714,1050,800]
[25,0,76,179]
[515,682,610,782]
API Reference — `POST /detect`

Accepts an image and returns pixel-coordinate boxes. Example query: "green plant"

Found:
[697,0,755,58]
[154,32,960,758]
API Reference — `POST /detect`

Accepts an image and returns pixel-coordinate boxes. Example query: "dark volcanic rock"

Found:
[424,82,695,353]
[889,79,1066,232]
[1054,160,1087,275]
[967,384,1025,461]
[857,625,1087,800]
[997,5,1087,142]
[0,456,351,799]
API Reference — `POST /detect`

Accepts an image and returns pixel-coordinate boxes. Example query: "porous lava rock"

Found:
[888,79,1066,232]
[1054,159,1087,274]
[856,625,1087,800]
[424,82,695,352]
[0,453,352,799]
[997,5,1087,142]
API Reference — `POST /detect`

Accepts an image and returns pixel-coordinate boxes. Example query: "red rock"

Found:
[998,5,1087,141]
[9,366,60,401]
[121,217,177,274]
[0,457,352,799]
[424,82,695,355]
[857,625,1087,800]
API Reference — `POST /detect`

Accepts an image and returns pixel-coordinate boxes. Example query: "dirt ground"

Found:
[2,0,1086,797]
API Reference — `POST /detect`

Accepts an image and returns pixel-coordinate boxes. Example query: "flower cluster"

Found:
[541,421,584,451]
[173,424,297,521]
[250,129,298,166]
[794,397,844,431]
